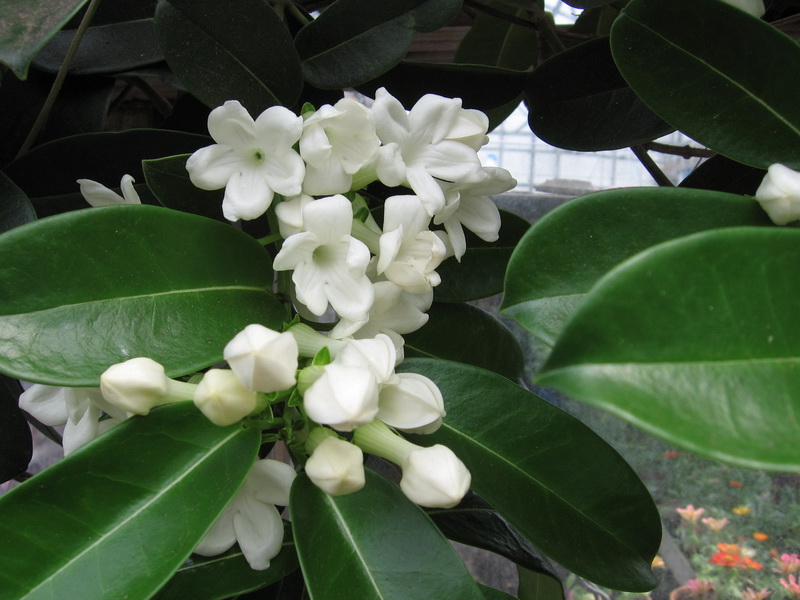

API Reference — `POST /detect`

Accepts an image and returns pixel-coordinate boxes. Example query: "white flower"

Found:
[400,445,471,509]
[333,333,399,384]
[186,100,304,222]
[194,369,259,426]
[304,436,365,495]
[755,163,800,225]
[436,167,516,260]
[19,385,128,455]
[722,0,765,17]
[100,357,171,415]
[224,324,298,393]
[77,174,142,207]
[303,363,379,431]
[273,195,374,322]
[378,373,445,434]
[275,194,314,238]
[194,458,296,570]
[377,195,448,295]
[300,98,380,195]
[372,88,488,216]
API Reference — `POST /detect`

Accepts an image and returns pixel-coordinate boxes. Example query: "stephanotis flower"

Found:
[755,163,800,225]
[186,100,304,222]
[77,174,142,207]
[299,98,380,195]
[372,88,488,216]
[273,195,374,323]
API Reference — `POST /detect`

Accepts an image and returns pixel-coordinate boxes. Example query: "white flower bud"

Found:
[194,369,259,426]
[755,163,800,225]
[100,357,171,415]
[305,436,365,495]
[378,373,445,434]
[224,324,299,393]
[334,333,399,383]
[400,445,471,509]
[303,363,379,431]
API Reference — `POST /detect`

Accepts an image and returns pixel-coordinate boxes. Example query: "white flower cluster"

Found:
[185,89,516,343]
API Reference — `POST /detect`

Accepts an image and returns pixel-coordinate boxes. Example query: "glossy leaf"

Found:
[501,187,773,346]
[401,358,660,592]
[0,205,284,385]
[0,173,35,233]
[611,0,800,168]
[0,376,31,483]
[143,154,225,221]
[405,303,524,381]
[436,209,530,302]
[295,0,462,89]
[536,227,800,472]
[517,567,565,600]
[32,19,162,75]
[0,0,88,79]
[455,1,537,71]
[155,0,303,112]
[154,524,299,600]
[0,402,261,600]
[526,36,672,151]
[291,470,485,600]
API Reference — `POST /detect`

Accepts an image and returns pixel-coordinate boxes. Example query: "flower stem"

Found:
[353,419,415,466]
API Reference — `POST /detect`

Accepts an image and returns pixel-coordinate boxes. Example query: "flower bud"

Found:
[100,357,172,414]
[378,373,445,434]
[194,369,259,426]
[305,435,365,495]
[303,363,379,431]
[755,163,800,225]
[400,445,471,509]
[224,324,299,393]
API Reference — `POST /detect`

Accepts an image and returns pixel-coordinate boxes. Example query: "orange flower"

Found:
[729,480,743,487]
[709,543,763,569]
[664,451,679,459]
[753,532,769,542]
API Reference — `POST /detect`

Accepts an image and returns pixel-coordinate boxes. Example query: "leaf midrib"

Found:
[540,355,800,375]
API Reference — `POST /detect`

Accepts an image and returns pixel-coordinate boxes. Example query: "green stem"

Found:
[16,0,104,158]
[352,419,415,467]
[630,145,674,187]
[256,232,285,246]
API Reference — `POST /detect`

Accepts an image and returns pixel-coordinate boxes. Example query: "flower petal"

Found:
[208,101,256,148]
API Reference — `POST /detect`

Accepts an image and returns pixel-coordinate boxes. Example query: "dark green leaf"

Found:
[429,493,556,575]
[154,523,299,600]
[0,205,284,385]
[500,187,774,346]
[679,154,766,196]
[562,0,616,7]
[455,1,537,71]
[291,470,485,600]
[536,227,800,472]
[611,0,800,168]
[0,172,35,233]
[517,567,564,600]
[402,358,660,592]
[405,303,524,381]
[526,36,673,151]
[155,0,303,112]
[67,0,158,26]
[0,376,31,483]
[0,402,260,600]
[436,209,530,303]
[143,154,225,221]
[0,0,88,79]
[481,585,519,600]
[295,0,462,89]
[32,19,162,74]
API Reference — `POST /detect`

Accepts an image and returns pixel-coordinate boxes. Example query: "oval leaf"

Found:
[0,205,284,385]
[401,358,660,592]
[0,172,35,233]
[536,227,800,472]
[291,469,485,600]
[526,36,673,151]
[0,402,260,600]
[295,0,462,89]
[143,154,226,221]
[679,154,766,196]
[610,0,800,168]
[500,187,774,346]
[155,0,303,112]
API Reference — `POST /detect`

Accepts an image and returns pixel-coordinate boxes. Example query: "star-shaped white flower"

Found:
[77,174,142,207]
[273,195,374,323]
[186,100,305,222]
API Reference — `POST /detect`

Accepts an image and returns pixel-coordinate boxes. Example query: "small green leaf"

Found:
[517,567,565,600]
[0,0,88,79]
[143,154,225,221]
[296,0,462,89]
[501,187,773,346]
[405,303,524,381]
[611,0,800,168]
[291,470,485,600]
[402,358,660,592]
[154,524,299,600]
[526,36,673,151]
[436,209,530,303]
[0,402,260,600]
[155,0,303,112]
[536,227,800,472]
[0,205,283,385]
[0,172,35,233]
